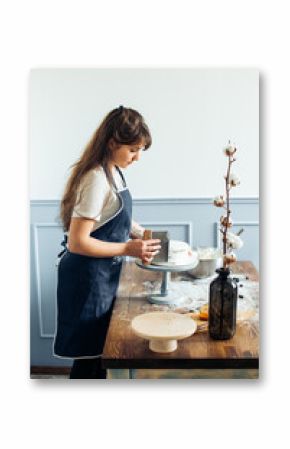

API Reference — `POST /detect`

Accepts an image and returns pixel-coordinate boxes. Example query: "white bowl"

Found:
[189,247,222,278]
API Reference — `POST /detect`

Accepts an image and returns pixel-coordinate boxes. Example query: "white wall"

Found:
[29,68,259,200]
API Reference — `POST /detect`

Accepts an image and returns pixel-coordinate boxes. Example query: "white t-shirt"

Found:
[71,166,144,237]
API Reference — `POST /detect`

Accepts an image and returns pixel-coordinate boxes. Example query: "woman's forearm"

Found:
[68,237,127,258]
[130,220,145,239]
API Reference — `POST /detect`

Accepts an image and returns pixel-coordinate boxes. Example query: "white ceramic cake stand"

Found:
[135,258,198,305]
[131,311,197,353]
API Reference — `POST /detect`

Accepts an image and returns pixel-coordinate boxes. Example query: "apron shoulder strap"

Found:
[115,165,127,188]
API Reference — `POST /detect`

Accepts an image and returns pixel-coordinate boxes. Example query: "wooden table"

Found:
[102,261,259,379]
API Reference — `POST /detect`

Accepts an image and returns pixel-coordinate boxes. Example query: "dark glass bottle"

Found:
[209,268,238,340]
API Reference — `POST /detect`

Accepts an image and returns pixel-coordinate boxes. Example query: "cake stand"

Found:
[131,311,197,353]
[135,257,198,305]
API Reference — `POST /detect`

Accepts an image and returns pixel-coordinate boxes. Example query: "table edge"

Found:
[102,357,259,370]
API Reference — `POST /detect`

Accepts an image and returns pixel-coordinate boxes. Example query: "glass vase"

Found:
[209,267,238,340]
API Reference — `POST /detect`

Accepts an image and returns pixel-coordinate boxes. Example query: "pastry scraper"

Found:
[143,230,169,263]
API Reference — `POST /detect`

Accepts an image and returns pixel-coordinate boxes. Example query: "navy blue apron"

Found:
[53,166,132,358]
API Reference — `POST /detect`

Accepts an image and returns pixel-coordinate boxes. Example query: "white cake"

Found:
[152,240,197,266]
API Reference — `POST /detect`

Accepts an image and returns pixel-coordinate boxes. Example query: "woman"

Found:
[53,106,161,379]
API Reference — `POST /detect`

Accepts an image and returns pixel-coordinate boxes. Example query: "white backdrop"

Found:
[4,0,289,447]
[29,68,258,199]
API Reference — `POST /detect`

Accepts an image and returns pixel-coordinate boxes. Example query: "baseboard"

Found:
[31,366,71,375]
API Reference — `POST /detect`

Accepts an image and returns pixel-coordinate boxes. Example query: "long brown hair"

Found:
[59,106,152,232]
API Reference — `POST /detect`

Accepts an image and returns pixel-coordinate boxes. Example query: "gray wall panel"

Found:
[30,198,259,367]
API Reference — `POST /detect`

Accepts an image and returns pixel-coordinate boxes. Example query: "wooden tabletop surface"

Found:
[102,261,259,369]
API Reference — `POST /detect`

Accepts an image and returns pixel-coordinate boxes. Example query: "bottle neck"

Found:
[216,267,230,279]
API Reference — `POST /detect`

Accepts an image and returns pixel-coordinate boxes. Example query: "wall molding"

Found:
[215,221,259,248]
[33,221,192,339]
[31,197,259,207]
[32,223,60,338]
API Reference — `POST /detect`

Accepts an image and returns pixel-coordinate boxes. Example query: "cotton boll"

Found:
[223,253,237,265]
[213,195,225,207]
[220,216,233,228]
[226,232,244,250]
[223,144,236,156]
[229,173,240,187]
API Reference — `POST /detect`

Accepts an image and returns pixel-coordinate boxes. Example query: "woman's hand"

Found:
[125,239,161,264]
